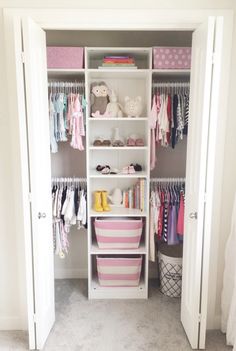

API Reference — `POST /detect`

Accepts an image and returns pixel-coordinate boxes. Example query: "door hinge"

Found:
[21,51,25,64]
[212,52,216,65]
[33,313,37,323]
[28,192,32,202]
[198,313,202,322]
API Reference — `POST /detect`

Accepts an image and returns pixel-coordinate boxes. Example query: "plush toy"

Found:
[90,81,109,116]
[105,90,123,117]
[124,96,143,117]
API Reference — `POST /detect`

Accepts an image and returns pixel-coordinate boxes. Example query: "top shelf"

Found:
[47,68,85,78]
[86,47,152,70]
[152,69,190,77]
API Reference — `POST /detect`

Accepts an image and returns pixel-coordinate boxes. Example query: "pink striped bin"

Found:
[46,47,84,69]
[96,256,142,287]
[94,218,143,249]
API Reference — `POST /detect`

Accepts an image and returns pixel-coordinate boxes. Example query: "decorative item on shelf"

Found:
[93,137,111,147]
[112,127,124,147]
[122,178,146,211]
[126,135,145,147]
[105,90,123,118]
[98,55,137,70]
[96,165,118,175]
[91,81,109,117]
[124,96,143,117]
[121,165,136,174]
[93,191,111,212]
[108,188,123,206]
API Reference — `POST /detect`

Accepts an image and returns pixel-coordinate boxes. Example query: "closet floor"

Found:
[0,279,231,351]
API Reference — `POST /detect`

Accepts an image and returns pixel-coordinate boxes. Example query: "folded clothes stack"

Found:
[99,56,137,69]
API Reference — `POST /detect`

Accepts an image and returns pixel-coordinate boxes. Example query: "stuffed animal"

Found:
[105,90,123,117]
[90,81,109,116]
[124,96,143,117]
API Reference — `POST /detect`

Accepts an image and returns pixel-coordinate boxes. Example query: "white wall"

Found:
[0,0,235,332]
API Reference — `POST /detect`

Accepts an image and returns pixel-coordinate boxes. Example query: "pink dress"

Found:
[150,95,158,170]
[177,193,185,235]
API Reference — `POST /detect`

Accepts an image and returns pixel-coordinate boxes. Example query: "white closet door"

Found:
[181,17,215,349]
[22,17,55,350]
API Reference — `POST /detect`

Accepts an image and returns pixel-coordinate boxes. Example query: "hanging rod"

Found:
[48,82,85,87]
[152,82,190,88]
[150,177,185,183]
[51,177,87,183]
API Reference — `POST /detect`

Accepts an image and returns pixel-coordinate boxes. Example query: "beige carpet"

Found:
[0,279,232,351]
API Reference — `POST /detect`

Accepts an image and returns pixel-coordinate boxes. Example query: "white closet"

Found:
[19,17,221,349]
[47,39,190,299]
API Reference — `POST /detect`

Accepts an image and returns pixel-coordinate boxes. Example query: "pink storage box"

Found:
[46,47,84,69]
[153,47,191,69]
[94,217,143,249]
[96,256,142,287]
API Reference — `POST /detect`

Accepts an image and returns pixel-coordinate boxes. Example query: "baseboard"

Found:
[207,314,221,330]
[54,268,88,279]
[0,316,23,330]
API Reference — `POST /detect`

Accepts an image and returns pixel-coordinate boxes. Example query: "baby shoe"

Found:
[135,138,144,146]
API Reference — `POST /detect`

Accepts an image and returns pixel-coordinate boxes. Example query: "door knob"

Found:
[38,212,46,219]
[189,212,197,219]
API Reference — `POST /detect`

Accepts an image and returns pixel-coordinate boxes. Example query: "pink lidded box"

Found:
[46,47,84,69]
[153,47,191,69]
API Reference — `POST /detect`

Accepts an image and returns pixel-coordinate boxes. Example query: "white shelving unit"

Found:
[85,47,151,299]
[48,47,190,300]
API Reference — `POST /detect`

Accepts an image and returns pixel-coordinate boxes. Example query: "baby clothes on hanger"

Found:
[52,180,87,258]
[149,181,185,261]
[49,83,86,153]
[149,83,190,169]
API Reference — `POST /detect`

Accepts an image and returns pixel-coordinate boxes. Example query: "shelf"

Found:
[90,278,147,299]
[90,242,147,255]
[88,117,148,121]
[89,171,148,178]
[152,69,190,77]
[90,207,147,217]
[47,68,85,77]
[90,146,148,151]
[87,69,150,79]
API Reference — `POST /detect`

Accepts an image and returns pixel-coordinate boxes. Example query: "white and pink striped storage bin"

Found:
[94,217,143,249]
[96,256,142,287]
[46,47,84,69]
[153,47,191,69]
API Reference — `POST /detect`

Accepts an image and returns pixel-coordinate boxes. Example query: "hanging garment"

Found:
[150,86,189,169]
[52,181,87,258]
[221,193,236,350]
[171,94,178,149]
[49,85,86,153]
[149,181,185,260]
[167,203,179,245]
[183,93,189,135]
[149,189,161,262]
[69,94,85,150]
[150,95,158,170]
[177,192,185,235]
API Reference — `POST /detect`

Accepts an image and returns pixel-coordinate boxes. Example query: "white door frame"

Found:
[3,5,233,343]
